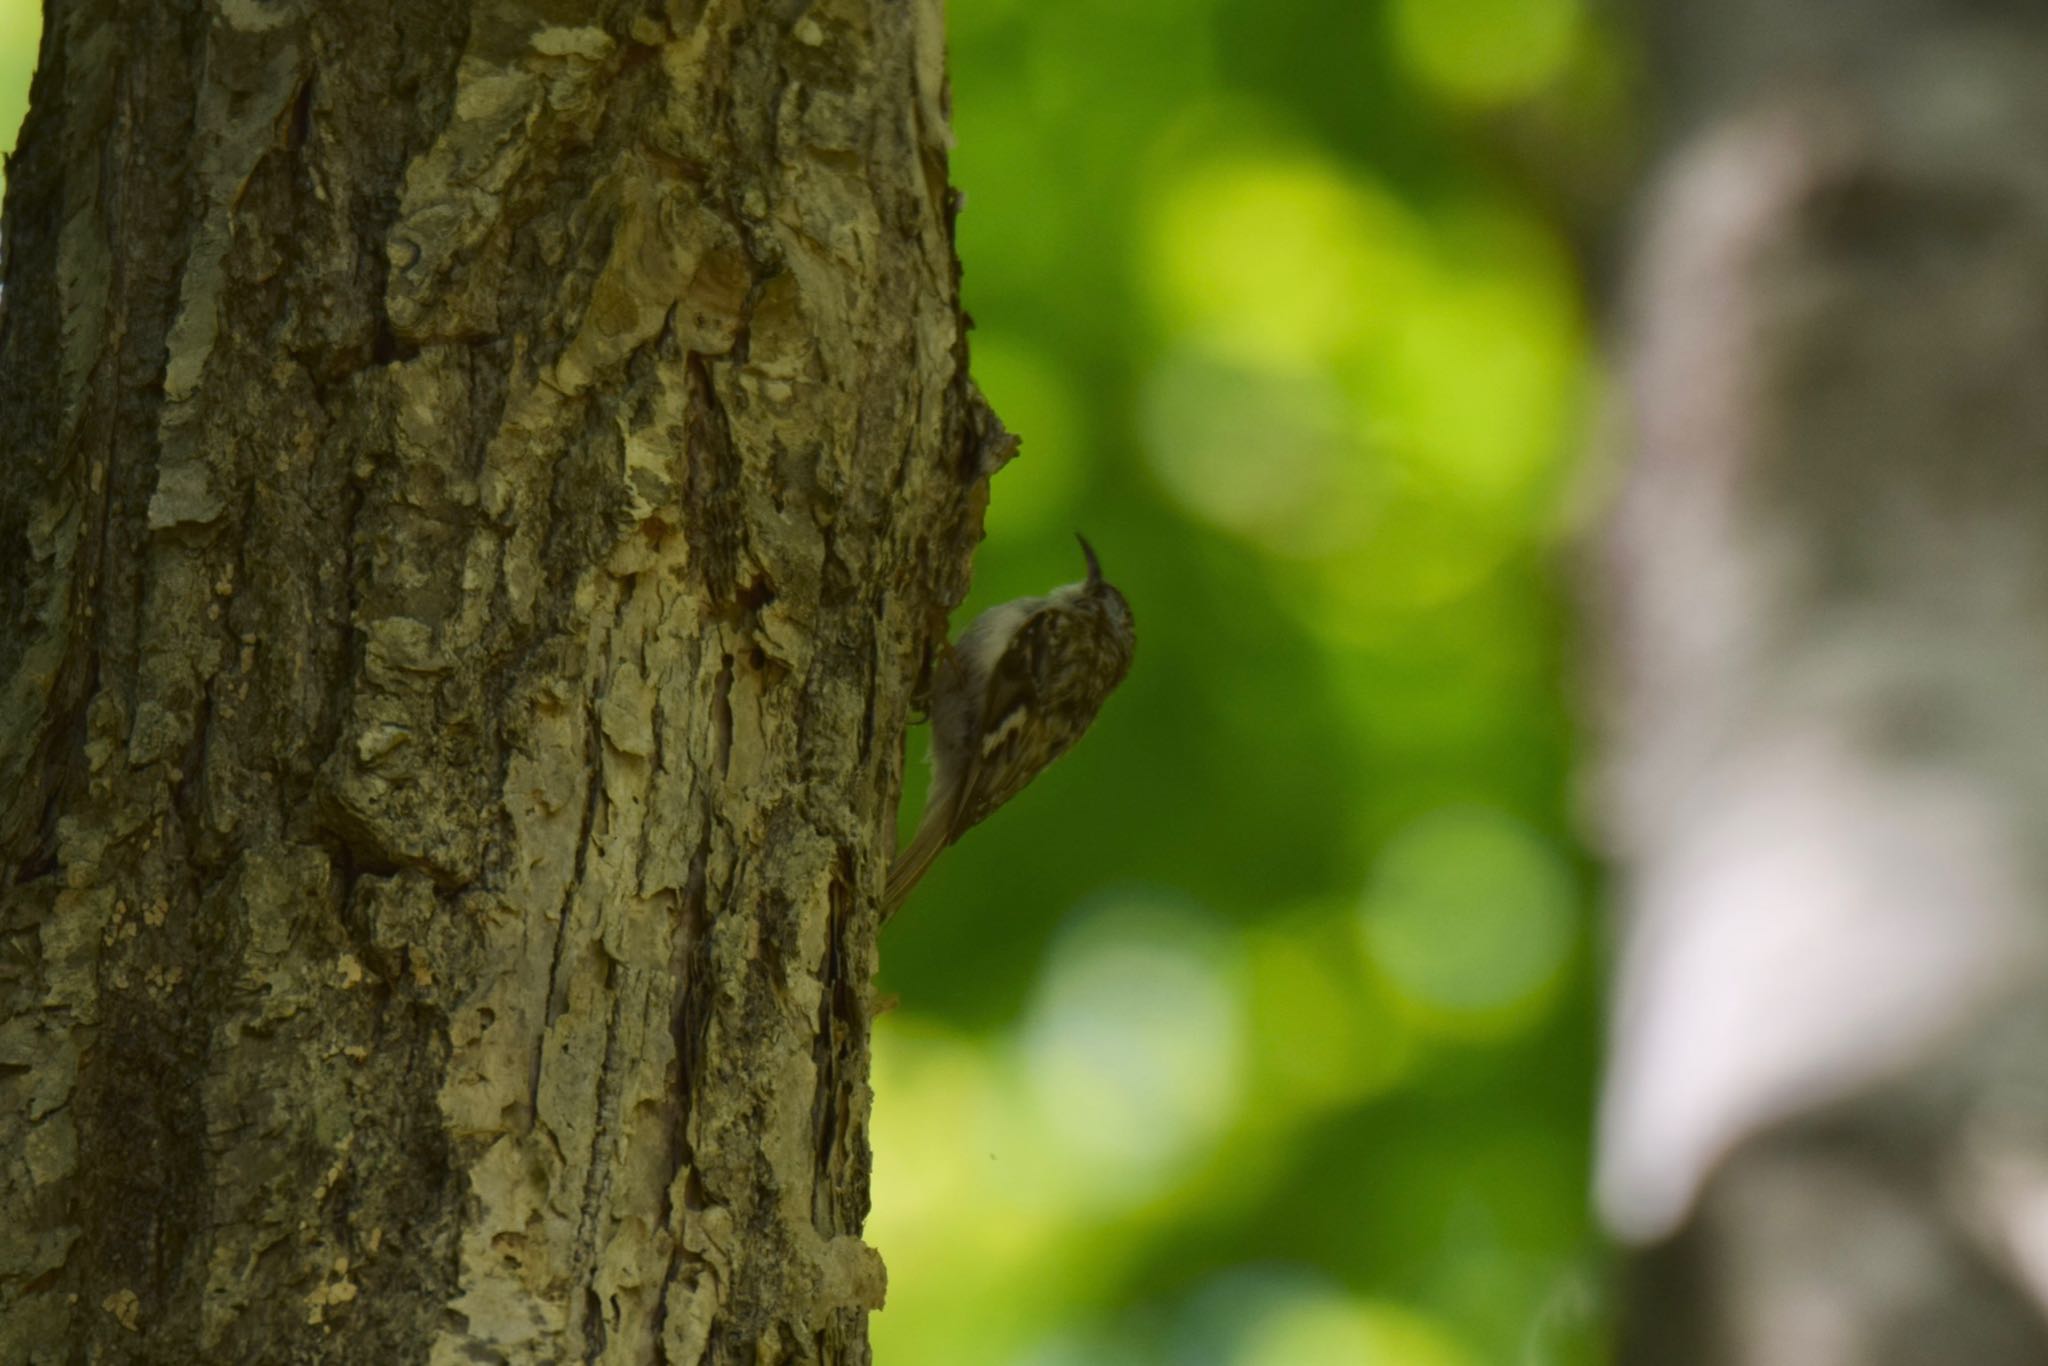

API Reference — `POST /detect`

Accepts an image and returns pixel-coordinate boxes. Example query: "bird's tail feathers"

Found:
[882,801,954,920]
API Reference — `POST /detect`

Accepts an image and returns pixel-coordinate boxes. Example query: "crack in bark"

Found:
[534,721,605,1141]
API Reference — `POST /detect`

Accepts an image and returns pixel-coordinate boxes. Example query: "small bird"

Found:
[884,535,1136,916]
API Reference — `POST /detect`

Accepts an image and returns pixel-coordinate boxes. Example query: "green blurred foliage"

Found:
[878,0,1628,1361]
[0,0,1628,1358]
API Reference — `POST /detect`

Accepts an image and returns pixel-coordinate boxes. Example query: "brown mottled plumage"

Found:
[884,536,1136,917]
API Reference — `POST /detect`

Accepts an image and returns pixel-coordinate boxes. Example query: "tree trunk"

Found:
[1598,1,2048,1359]
[0,2,994,1360]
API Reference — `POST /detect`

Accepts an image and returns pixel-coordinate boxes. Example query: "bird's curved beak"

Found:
[1076,533,1102,587]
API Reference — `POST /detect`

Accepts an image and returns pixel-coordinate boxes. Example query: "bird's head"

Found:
[1075,533,1135,658]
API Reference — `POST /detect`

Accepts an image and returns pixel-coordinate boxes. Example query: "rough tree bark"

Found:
[1598,1,2048,1361]
[0,2,1000,1361]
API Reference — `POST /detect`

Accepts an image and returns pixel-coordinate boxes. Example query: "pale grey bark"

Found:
[1599,2,2048,1361]
[0,1,993,1361]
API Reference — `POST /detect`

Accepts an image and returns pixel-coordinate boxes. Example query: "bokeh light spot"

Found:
[1353,1301,1486,1366]
[1180,1269,1481,1366]
[1367,204,1586,513]
[1240,1296,1480,1366]
[1020,893,1244,1198]
[1247,921,1413,1108]
[1140,346,1380,556]
[1359,807,1577,1026]
[1143,148,1426,364]
[1232,1292,1376,1366]
[870,1019,1006,1232]
[1390,0,1584,105]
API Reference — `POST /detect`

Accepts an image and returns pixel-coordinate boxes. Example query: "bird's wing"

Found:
[953,604,1084,833]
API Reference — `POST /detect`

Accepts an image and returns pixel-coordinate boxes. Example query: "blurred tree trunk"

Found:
[1599,1,2048,1361]
[0,2,998,1361]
